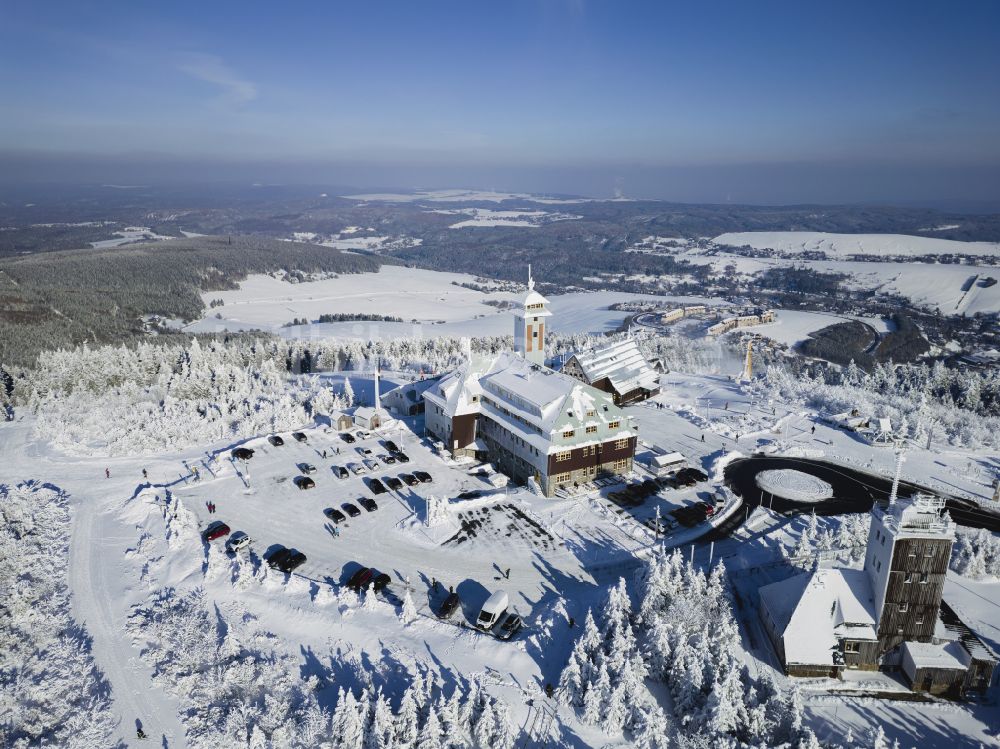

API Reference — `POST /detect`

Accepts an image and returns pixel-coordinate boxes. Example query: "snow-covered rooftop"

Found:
[569,337,659,396]
[902,641,970,671]
[760,568,877,667]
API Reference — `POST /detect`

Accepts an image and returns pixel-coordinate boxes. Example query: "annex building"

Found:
[561,337,660,406]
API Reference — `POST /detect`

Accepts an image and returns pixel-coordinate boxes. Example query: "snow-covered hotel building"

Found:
[758,495,996,696]
[423,273,638,496]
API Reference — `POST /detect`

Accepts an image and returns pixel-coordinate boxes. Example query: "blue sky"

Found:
[1,1,999,202]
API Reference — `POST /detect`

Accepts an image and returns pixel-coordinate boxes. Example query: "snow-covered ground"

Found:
[5,356,1000,747]
[713,231,1000,259]
[90,226,175,248]
[426,208,581,228]
[189,267,726,337]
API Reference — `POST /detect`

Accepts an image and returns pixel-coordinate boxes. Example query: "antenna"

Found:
[527,264,534,291]
[888,443,906,505]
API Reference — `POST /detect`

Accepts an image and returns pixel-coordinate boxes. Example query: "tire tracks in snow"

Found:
[69,498,187,747]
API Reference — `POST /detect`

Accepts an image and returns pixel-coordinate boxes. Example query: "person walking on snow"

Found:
[105,468,110,479]
[142,468,148,480]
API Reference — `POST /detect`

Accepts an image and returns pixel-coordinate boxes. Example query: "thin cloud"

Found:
[175,52,257,106]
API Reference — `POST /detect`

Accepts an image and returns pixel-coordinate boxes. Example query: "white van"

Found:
[476,590,509,631]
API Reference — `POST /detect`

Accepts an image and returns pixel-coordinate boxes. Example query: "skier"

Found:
[568,616,575,628]
[701,434,705,442]
[142,468,148,480]
[105,467,110,479]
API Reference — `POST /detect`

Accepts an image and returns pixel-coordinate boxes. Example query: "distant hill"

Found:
[0,235,383,367]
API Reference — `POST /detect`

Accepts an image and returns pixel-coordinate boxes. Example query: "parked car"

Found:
[324,507,346,524]
[349,463,366,475]
[457,490,482,500]
[231,447,254,461]
[356,430,371,440]
[414,470,432,483]
[292,432,308,443]
[477,590,509,631]
[203,521,230,542]
[357,446,373,456]
[380,453,397,465]
[367,478,387,495]
[394,452,410,464]
[334,465,349,479]
[358,497,378,512]
[363,458,379,471]
[295,476,316,490]
[281,551,307,573]
[384,440,399,453]
[401,473,419,487]
[437,592,461,619]
[267,547,291,569]
[385,476,403,491]
[226,531,251,552]
[348,567,392,592]
[340,432,356,444]
[342,502,362,518]
[298,463,317,475]
[496,612,523,640]
[268,435,284,446]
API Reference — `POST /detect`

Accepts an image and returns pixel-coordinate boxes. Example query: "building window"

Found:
[608,420,620,429]
[555,450,572,462]
[844,641,860,653]
[899,602,908,613]
[904,572,913,583]
[553,472,571,483]
[925,547,934,557]
[916,614,924,625]
[586,426,597,434]
[613,458,629,471]
[587,409,596,417]
[614,438,629,450]
[920,573,929,584]
[563,429,574,438]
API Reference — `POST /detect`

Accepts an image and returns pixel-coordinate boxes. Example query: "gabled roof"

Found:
[568,338,659,396]
[759,568,877,667]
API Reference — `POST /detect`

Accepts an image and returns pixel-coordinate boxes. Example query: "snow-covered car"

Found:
[495,612,522,640]
[226,531,251,552]
[268,435,284,446]
[363,459,379,472]
[292,432,308,443]
[324,507,346,524]
[357,446,373,456]
[476,591,508,631]
[380,453,396,465]
[334,466,349,479]
[203,521,230,542]
[340,432,356,444]
[266,547,291,569]
[367,478,387,495]
[401,473,419,487]
[349,463,366,475]
[356,430,371,440]
[298,463,317,475]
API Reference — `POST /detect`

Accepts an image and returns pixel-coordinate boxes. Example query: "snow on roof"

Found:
[759,568,876,666]
[876,494,956,541]
[569,338,659,395]
[650,452,685,467]
[903,641,970,671]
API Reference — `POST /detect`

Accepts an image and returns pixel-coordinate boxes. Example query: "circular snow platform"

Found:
[755,469,833,503]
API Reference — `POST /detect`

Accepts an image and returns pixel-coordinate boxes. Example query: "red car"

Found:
[203,521,230,542]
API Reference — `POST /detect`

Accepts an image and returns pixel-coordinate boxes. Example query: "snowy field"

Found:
[190,267,725,337]
[341,189,605,204]
[713,231,1000,259]
[426,208,581,228]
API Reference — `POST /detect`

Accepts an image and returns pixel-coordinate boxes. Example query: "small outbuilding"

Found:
[335,413,353,431]
[353,406,382,430]
[644,451,686,476]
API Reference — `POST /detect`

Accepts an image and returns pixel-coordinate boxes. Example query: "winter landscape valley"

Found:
[5,3,1000,748]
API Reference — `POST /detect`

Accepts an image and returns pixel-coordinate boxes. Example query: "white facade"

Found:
[512,267,551,366]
